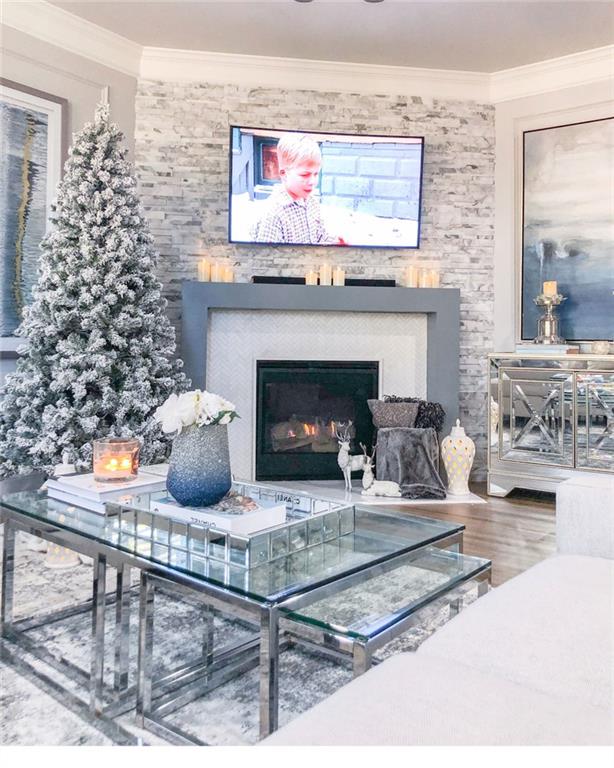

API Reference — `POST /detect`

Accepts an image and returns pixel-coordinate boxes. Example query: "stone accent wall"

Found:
[134,81,495,476]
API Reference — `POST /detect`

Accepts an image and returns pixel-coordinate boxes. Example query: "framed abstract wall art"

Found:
[0,79,67,358]
[521,116,614,342]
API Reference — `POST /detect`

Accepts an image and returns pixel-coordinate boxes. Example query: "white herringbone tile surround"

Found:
[206,309,427,480]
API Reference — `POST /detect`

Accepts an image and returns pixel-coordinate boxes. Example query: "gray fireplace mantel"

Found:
[181,281,461,435]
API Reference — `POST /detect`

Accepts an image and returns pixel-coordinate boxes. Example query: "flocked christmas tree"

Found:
[0,104,188,476]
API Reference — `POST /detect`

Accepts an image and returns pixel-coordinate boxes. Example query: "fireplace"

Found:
[256,360,379,481]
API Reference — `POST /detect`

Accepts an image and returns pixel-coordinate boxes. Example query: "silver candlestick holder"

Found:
[533,293,567,344]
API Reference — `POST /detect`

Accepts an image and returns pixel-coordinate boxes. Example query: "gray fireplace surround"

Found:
[181,282,460,436]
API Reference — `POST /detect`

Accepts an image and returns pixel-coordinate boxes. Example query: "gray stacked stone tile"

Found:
[134,81,495,478]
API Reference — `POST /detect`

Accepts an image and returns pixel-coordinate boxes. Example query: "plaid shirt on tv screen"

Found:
[251,186,338,245]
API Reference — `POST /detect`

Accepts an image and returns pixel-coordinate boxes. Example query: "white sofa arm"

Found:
[556,475,614,560]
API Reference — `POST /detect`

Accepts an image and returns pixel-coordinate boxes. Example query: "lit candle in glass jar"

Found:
[332,267,345,286]
[93,438,140,482]
[305,269,318,285]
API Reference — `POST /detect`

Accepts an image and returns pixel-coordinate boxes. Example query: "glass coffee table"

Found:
[0,477,491,744]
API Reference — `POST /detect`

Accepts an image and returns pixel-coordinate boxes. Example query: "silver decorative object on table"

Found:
[533,291,567,344]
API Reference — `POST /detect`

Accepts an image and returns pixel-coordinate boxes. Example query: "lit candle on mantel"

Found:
[430,269,440,288]
[223,266,234,283]
[332,267,345,286]
[418,268,432,288]
[305,269,318,286]
[543,280,558,297]
[405,265,419,288]
[211,262,223,282]
[319,264,332,286]
[197,258,210,282]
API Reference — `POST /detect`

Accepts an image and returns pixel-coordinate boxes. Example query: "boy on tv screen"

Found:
[251,133,343,245]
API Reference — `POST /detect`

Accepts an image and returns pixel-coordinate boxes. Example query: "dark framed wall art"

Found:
[0,79,68,359]
[521,116,614,342]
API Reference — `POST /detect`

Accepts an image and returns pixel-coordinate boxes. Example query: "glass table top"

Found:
[1,483,464,606]
[281,546,491,643]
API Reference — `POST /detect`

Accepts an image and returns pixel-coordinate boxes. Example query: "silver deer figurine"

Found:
[359,442,376,490]
[335,422,374,492]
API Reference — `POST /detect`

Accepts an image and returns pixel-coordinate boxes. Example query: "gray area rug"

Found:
[0,529,482,746]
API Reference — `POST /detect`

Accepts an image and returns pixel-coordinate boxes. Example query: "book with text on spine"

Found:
[150,493,287,535]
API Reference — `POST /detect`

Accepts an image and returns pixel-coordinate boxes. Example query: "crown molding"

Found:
[139,47,491,102]
[2,1,142,78]
[490,45,614,103]
[3,2,612,103]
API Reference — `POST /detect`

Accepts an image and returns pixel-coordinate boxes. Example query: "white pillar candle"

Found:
[406,265,419,287]
[319,264,332,286]
[211,262,223,282]
[197,259,210,282]
[305,269,318,286]
[430,269,440,288]
[223,266,234,283]
[332,267,345,286]
[543,280,557,296]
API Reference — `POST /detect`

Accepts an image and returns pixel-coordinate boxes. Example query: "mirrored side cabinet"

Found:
[488,353,614,496]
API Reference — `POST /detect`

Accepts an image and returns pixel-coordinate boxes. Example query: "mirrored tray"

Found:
[106,481,355,569]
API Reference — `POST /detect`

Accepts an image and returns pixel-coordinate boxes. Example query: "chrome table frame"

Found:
[135,530,465,744]
[282,557,492,677]
[0,506,137,741]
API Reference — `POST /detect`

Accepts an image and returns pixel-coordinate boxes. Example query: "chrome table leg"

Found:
[1,520,16,637]
[136,571,155,728]
[90,553,107,715]
[259,605,279,739]
[477,568,492,597]
[202,603,214,667]
[114,564,131,695]
[352,642,371,677]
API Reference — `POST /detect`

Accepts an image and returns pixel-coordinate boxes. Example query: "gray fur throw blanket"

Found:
[376,427,446,500]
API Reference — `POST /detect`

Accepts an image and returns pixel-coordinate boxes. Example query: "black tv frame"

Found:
[228,125,425,250]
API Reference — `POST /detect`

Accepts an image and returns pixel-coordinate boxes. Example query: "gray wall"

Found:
[0,26,137,387]
[1,26,137,155]
[493,79,613,351]
[135,81,495,474]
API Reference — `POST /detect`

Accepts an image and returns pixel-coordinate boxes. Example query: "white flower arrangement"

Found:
[154,390,239,434]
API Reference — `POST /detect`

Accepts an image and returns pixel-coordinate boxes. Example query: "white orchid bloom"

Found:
[153,393,183,434]
[156,389,238,432]
[177,391,199,431]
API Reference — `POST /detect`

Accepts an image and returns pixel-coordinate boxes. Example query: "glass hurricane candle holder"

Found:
[93,437,140,482]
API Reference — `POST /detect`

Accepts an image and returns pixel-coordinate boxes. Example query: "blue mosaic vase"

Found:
[166,424,232,507]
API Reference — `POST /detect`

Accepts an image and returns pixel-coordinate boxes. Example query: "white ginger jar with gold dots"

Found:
[441,419,475,496]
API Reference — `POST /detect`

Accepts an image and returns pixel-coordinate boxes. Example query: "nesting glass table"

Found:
[0,475,491,744]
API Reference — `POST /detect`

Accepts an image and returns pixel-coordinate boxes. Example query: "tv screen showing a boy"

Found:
[229,127,423,248]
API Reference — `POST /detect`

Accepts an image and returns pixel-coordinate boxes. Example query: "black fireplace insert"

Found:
[255,360,379,481]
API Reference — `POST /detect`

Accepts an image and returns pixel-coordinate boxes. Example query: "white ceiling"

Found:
[49,0,614,73]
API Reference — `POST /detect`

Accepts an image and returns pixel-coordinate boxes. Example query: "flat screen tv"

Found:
[229,126,424,249]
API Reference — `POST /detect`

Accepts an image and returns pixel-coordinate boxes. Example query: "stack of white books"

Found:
[515,343,580,355]
[150,493,287,535]
[46,472,167,514]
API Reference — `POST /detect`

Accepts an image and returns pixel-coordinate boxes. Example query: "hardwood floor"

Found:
[385,483,556,587]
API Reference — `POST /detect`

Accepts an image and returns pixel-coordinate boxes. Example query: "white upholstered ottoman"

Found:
[556,474,614,560]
